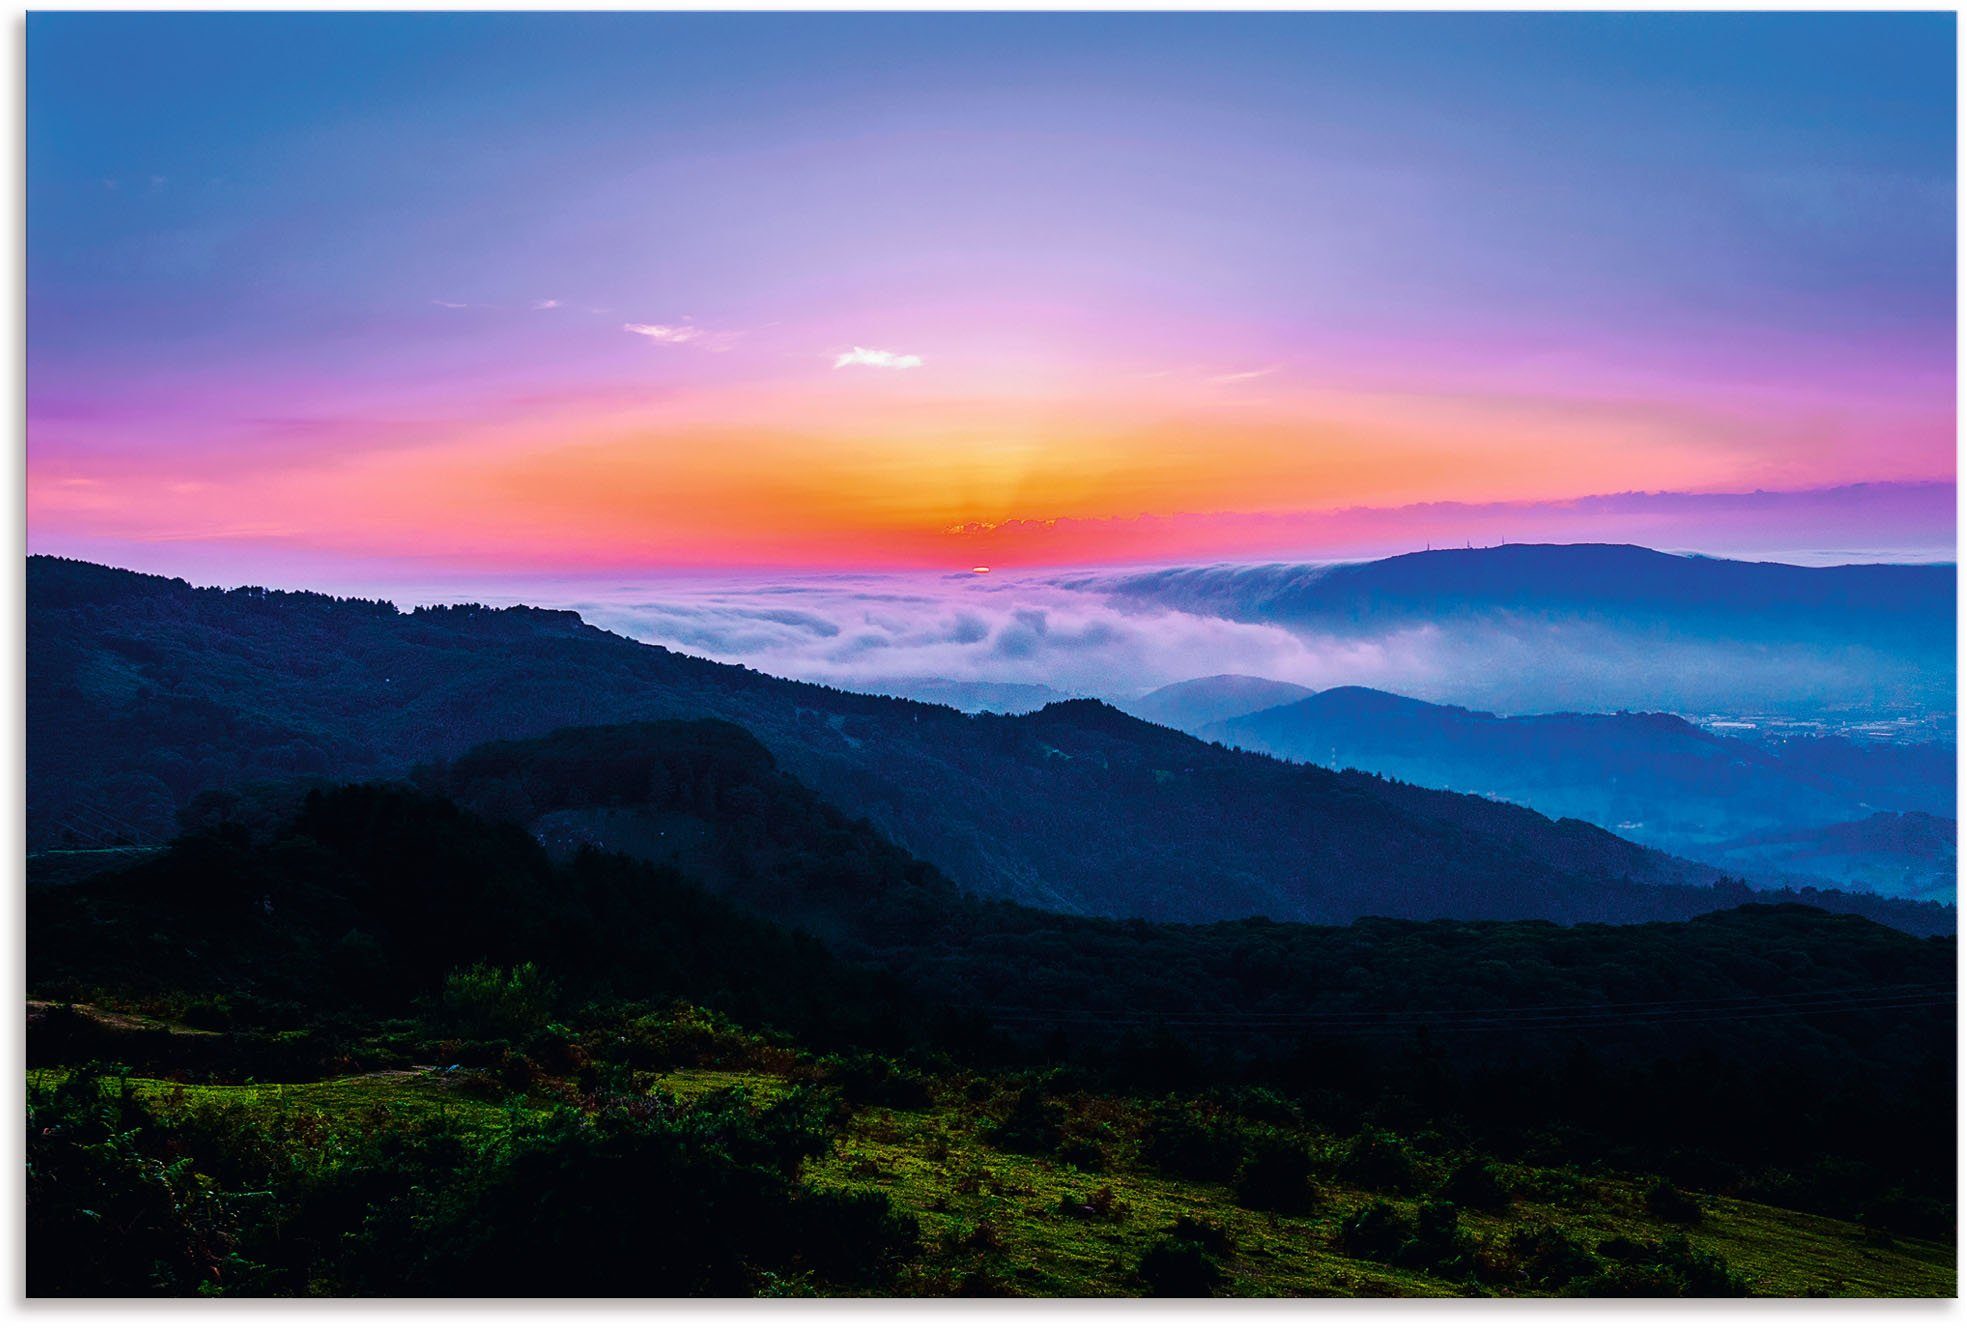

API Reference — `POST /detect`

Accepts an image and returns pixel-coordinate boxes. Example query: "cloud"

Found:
[1209,366,1280,384]
[623,321,741,351]
[834,346,923,370]
[623,322,700,343]
[531,299,562,310]
[557,575,1440,703]
[431,299,471,309]
[535,562,1941,722]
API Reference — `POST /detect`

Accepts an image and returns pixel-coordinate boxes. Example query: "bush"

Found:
[1401,1201,1476,1280]
[440,962,556,1040]
[1222,1085,1302,1127]
[1502,1223,1599,1291]
[985,1084,1064,1156]
[1859,1187,1953,1241]
[1579,1234,1744,1297]
[1057,1135,1109,1172]
[1059,1186,1127,1222]
[1137,1236,1225,1297]
[1334,1129,1420,1193]
[1439,1157,1510,1211]
[1644,1179,1703,1225]
[337,1087,908,1295]
[1169,1215,1232,1257]
[1335,1201,1472,1279]
[1143,1102,1246,1184]
[29,1068,913,1296]
[1233,1130,1315,1214]
[824,1052,934,1110]
[789,1188,921,1284]
[27,1070,237,1295]
[1337,1202,1410,1263]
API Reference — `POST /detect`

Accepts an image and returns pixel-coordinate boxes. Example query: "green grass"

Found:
[792,1082,1956,1298]
[33,1067,514,1131]
[650,1067,796,1102]
[28,1063,1956,1297]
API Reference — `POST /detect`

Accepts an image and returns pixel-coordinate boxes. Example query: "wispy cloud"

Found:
[834,346,923,370]
[623,322,701,344]
[431,299,472,309]
[1209,366,1281,384]
[623,320,741,351]
[531,298,562,310]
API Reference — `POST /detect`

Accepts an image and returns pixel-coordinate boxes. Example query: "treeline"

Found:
[30,733,1956,1232]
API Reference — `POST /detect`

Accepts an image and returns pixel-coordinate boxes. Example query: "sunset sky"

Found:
[28,12,1957,581]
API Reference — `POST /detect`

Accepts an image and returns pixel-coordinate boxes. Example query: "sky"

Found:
[27,12,1958,582]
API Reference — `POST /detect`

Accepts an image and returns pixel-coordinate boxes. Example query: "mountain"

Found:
[1062,545,1956,718]
[1076,543,1954,633]
[841,676,1067,713]
[31,718,1958,1297]
[1125,674,1316,730]
[39,720,1960,1062]
[1707,811,1958,905]
[27,555,1947,932]
[1206,686,1956,899]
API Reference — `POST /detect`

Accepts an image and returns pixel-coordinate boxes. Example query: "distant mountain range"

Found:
[1709,811,1956,905]
[1075,542,1954,633]
[1127,674,1316,731]
[1114,680,1951,903]
[1064,543,1957,718]
[27,554,1947,933]
[839,677,1066,713]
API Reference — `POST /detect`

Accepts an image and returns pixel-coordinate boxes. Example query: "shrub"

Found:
[26,1070,237,1295]
[1860,1188,1953,1241]
[1337,1202,1410,1263]
[1137,1236,1225,1297]
[985,1084,1064,1156]
[1503,1223,1599,1291]
[606,1005,765,1071]
[1169,1215,1233,1257]
[1059,1186,1127,1222]
[1234,1130,1315,1214]
[1142,1102,1245,1183]
[789,1188,921,1284]
[1579,1234,1744,1297]
[1057,1136,1108,1172]
[440,962,556,1040]
[338,1091,912,1295]
[1334,1129,1420,1193]
[1222,1085,1302,1127]
[824,1052,934,1110]
[1644,1179,1703,1225]
[1401,1201,1476,1280]
[1439,1157,1510,1211]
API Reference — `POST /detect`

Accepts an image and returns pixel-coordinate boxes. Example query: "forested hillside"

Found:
[26,721,1956,1294]
[28,557,1946,932]
[1205,687,1956,900]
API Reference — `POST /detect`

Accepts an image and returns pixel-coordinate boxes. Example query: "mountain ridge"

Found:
[27,554,1949,933]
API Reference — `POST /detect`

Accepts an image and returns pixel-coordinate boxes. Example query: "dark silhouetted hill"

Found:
[27,555,1948,932]
[1206,686,1955,900]
[1126,674,1317,730]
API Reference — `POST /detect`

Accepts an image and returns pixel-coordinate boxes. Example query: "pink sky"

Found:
[28,14,1956,579]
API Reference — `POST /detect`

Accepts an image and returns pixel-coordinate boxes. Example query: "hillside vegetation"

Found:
[28,556,1945,933]
[27,720,1955,1294]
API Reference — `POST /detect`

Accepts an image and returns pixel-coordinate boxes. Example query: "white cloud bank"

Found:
[521,568,1936,722]
[833,346,923,370]
[623,320,742,351]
